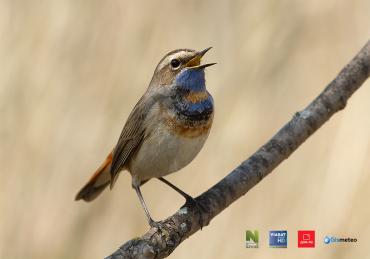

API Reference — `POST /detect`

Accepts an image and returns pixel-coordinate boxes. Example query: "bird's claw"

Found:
[184,196,205,229]
[149,219,163,229]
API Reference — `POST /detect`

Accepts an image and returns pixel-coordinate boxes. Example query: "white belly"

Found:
[128,123,209,184]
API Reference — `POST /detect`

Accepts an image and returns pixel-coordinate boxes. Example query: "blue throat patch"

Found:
[174,68,206,92]
[172,68,213,121]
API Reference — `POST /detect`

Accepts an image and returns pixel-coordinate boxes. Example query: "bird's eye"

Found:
[170,59,181,69]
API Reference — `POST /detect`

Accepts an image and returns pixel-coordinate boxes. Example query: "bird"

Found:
[75,47,215,228]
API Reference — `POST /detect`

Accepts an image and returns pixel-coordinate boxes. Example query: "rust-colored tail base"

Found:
[75,152,113,202]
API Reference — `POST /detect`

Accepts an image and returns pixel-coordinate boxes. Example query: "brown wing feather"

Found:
[110,96,147,188]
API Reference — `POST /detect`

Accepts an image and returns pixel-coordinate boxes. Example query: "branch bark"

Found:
[106,40,370,259]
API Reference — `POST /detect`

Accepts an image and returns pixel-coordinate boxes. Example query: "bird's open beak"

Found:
[185,47,216,69]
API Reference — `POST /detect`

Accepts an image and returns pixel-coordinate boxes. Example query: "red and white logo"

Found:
[298,230,315,248]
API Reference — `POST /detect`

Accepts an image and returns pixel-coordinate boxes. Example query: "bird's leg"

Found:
[158,177,205,228]
[133,184,162,229]
[158,177,193,200]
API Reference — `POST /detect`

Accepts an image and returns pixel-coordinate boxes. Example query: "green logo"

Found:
[246,230,259,248]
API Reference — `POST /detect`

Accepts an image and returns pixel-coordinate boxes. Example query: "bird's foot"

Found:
[149,219,166,231]
[183,195,205,230]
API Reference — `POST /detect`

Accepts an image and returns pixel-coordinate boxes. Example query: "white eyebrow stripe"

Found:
[157,51,194,71]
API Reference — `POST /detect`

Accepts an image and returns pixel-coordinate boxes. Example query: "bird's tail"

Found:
[75,152,113,202]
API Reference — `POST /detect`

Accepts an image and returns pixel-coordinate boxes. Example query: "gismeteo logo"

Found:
[324,236,358,244]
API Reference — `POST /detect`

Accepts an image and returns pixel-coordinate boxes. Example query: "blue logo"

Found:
[269,230,288,248]
[324,236,331,244]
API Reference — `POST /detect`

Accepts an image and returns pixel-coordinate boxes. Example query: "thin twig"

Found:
[106,40,370,259]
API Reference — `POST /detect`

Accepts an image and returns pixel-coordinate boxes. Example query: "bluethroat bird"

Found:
[75,48,215,227]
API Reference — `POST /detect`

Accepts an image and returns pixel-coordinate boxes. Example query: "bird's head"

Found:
[149,48,215,92]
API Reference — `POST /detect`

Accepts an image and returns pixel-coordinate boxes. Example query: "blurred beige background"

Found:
[1,0,369,258]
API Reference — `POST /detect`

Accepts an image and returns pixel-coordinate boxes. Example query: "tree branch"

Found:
[106,40,370,259]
